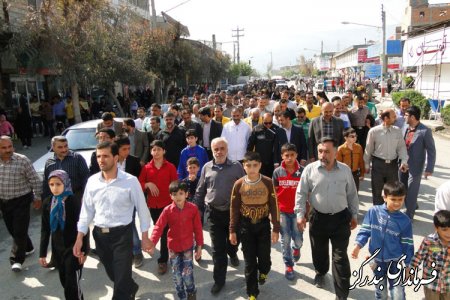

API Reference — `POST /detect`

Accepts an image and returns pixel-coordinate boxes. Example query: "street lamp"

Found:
[341,5,387,96]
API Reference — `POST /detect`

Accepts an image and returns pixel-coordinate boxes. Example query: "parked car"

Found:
[275,80,288,89]
[32,118,123,180]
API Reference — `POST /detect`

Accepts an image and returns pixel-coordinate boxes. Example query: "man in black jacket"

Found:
[274,111,307,166]
[155,112,186,167]
[247,112,278,177]
[199,107,223,160]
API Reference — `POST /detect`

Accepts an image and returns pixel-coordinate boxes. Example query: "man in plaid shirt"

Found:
[0,136,42,272]
[410,210,450,299]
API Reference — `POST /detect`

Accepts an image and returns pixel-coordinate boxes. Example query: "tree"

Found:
[298,55,315,77]
[228,62,254,83]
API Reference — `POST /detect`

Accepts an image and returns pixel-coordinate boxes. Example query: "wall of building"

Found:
[416,63,450,99]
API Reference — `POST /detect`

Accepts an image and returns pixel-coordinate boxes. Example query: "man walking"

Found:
[0,136,42,272]
[295,137,358,300]
[221,108,251,162]
[364,108,409,205]
[194,137,245,295]
[401,106,436,219]
[73,141,152,299]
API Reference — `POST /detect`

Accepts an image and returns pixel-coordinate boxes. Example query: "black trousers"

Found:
[309,209,351,299]
[371,157,399,205]
[52,243,84,300]
[0,193,34,265]
[150,207,168,263]
[208,208,239,285]
[240,217,271,297]
[354,127,366,151]
[260,163,274,178]
[93,224,138,300]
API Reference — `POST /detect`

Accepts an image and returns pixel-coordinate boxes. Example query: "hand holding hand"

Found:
[194,245,202,261]
[297,217,307,232]
[33,199,42,210]
[271,232,279,244]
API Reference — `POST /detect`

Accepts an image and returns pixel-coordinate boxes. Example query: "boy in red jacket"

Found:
[149,180,203,300]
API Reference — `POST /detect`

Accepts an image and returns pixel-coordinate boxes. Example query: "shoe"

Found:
[133,253,144,268]
[11,263,22,272]
[25,248,35,256]
[157,262,167,275]
[314,274,325,288]
[249,295,257,300]
[258,273,268,285]
[292,248,301,262]
[285,266,295,281]
[187,291,197,300]
[229,255,239,267]
[210,283,224,294]
[335,297,347,300]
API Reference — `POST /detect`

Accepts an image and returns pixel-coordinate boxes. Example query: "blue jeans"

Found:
[169,249,196,300]
[373,261,406,300]
[132,210,141,255]
[279,212,303,267]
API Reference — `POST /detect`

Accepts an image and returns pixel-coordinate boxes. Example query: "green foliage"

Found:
[228,63,254,83]
[442,105,450,126]
[391,89,430,119]
[403,76,414,88]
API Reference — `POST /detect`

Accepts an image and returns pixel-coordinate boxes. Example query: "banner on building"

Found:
[403,27,449,67]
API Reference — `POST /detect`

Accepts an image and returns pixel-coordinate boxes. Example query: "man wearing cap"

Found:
[96,112,123,134]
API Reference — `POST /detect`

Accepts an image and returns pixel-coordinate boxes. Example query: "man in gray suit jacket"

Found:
[122,119,149,166]
[400,106,436,219]
[308,102,344,160]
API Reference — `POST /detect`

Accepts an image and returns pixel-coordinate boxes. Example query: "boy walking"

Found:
[352,181,414,300]
[149,181,203,300]
[40,170,89,299]
[336,128,365,191]
[229,152,280,300]
[272,143,304,280]
[177,129,208,179]
[410,210,450,300]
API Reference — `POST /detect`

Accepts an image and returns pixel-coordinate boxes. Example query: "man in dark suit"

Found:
[96,112,123,134]
[199,107,223,160]
[90,129,116,175]
[401,106,436,219]
[274,110,307,166]
[308,102,344,161]
[122,118,149,166]
[155,112,186,167]
[114,135,145,267]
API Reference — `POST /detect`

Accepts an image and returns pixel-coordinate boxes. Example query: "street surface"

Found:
[0,104,449,300]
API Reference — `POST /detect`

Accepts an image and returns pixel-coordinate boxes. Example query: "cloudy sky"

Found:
[156,0,440,72]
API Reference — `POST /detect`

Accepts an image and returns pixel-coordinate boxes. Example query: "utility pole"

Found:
[232,26,244,64]
[381,4,387,97]
[150,0,157,29]
[212,34,216,51]
[233,42,236,63]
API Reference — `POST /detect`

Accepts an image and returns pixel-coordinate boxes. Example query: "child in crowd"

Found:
[39,170,89,300]
[149,180,203,300]
[181,157,204,226]
[177,129,208,179]
[352,181,414,300]
[229,151,280,300]
[410,210,450,300]
[0,114,14,137]
[336,128,365,191]
[272,143,305,281]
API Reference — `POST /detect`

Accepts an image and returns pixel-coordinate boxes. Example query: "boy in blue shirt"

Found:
[352,181,414,300]
[177,129,208,179]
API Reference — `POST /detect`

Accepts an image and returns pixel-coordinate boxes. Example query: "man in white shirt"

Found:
[134,107,146,130]
[73,141,151,299]
[220,107,250,162]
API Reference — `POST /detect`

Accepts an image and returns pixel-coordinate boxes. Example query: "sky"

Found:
[155,0,441,73]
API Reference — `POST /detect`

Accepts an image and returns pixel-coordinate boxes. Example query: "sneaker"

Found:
[249,295,257,300]
[229,255,239,267]
[157,262,167,275]
[292,248,301,262]
[210,283,224,295]
[133,253,144,268]
[11,263,22,272]
[314,274,325,288]
[258,273,268,285]
[285,266,295,281]
[25,248,35,256]
[187,291,197,300]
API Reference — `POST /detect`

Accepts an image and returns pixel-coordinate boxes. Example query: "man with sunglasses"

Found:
[247,113,279,177]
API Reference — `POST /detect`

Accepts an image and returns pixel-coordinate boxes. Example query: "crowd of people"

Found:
[0,85,449,300]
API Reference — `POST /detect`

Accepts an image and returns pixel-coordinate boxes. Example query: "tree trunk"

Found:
[107,88,125,117]
[71,82,82,123]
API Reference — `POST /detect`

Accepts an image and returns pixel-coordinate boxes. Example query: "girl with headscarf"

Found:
[39,170,89,300]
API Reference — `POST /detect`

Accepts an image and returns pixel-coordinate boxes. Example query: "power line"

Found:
[232,26,244,64]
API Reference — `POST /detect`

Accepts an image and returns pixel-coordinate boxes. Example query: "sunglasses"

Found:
[348,135,357,138]
[264,122,272,125]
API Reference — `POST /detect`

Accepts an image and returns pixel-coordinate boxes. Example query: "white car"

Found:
[32,119,112,180]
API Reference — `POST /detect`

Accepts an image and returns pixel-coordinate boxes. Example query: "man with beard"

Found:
[155,112,186,167]
[295,137,358,300]
[122,118,149,166]
[247,113,278,177]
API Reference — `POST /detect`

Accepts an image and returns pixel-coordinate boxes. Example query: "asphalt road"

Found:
[0,120,449,300]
